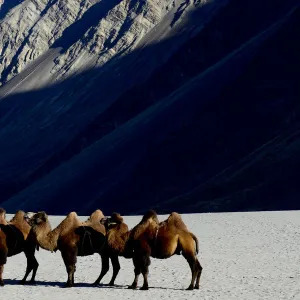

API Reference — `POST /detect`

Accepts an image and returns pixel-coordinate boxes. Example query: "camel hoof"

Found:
[0,280,4,287]
[63,283,73,288]
[108,282,115,286]
[186,286,194,290]
[194,285,200,290]
[92,281,100,287]
[140,286,149,290]
[128,285,137,289]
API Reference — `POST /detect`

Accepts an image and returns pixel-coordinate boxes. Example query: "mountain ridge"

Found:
[0,0,299,214]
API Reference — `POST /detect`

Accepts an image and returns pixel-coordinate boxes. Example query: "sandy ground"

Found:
[1,211,299,299]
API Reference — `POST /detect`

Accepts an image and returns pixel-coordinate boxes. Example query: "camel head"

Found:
[26,211,48,227]
[100,212,123,230]
[24,212,37,224]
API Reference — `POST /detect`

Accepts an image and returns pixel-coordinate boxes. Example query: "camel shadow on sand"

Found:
[3,279,126,288]
[4,279,186,290]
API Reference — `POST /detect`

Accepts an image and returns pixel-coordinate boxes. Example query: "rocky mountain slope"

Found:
[0,0,215,90]
[0,0,299,214]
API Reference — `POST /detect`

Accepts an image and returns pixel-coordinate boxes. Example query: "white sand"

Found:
[1,211,299,299]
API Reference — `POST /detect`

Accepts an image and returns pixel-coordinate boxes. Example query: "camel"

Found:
[127,210,202,290]
[27,210,106,287]
[0,208,39,286]
[92,212,132,286]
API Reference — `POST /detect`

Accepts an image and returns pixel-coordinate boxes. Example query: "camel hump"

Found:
[166,212,188,231]
[130,210,159,241]
[58,211,81,236]
[82,210,106,234]
[67,211,81,225]
[141,210,159,224]
[93,209,105,220]
[66,212,80,225]
[9,210,26,223]
[68,212,78,218]
[9,210,32,238]
[87,210,105,222]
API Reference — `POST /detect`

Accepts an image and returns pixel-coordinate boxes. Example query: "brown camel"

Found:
[27,210,106,287]
[92,212,132,286]
[0,208,39,286]
[128,210,202,290]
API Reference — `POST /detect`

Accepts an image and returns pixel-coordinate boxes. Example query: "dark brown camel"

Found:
[0,208,38,286]
[128,210,202,290]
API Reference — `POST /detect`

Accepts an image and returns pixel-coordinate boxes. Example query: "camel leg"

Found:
[139,243,151,290]
[65,264,76,287]
[0,265,4,286]
[128,255,141,289]
[139,258,150,290]
[21,249,39,284]
[0,247,7,286]
[130,243,151,290]
[30,256,39,282]
[183,252,198,290]
[62,250,77,288]
[93,254,109,286]
[109,254,120,286]
[194,258,202,289]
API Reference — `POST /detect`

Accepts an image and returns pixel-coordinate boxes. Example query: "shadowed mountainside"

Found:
[0,0,299,214]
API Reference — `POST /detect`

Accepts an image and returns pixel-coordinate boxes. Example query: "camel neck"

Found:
[35,222,60,252]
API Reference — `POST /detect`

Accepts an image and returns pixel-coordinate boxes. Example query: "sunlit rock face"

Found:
[0,0,180,87]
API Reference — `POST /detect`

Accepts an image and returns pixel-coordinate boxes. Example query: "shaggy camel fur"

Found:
[0,208,38,286]
[128,210,202,290]
[93,212,132,286]
[27,210,106,287]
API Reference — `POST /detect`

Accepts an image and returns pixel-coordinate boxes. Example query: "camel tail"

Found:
[191,233,199,254]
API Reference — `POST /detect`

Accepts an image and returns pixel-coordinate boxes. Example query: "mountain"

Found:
[0,0,299,215]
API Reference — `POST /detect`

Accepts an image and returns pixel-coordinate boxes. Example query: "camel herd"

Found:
[0,207,202,290]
